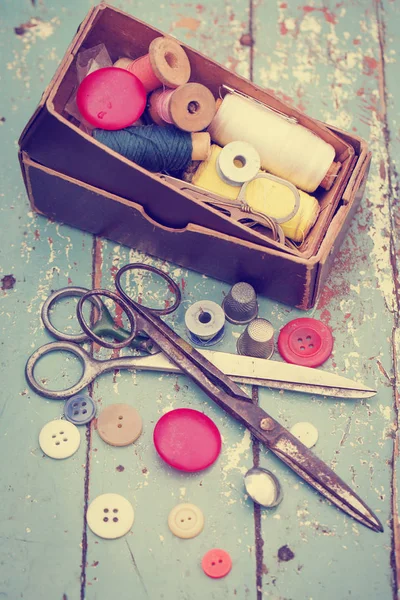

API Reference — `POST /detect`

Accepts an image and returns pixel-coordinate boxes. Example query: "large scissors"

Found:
[25,264,382,533]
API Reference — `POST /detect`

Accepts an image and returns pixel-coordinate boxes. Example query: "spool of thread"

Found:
[185,300,225,347]
[216,141,261,186]
[192,145,319,243]
[148,83,217,132]
[208,93,340,193]
[93,125,210,174]
[114,37,191,93]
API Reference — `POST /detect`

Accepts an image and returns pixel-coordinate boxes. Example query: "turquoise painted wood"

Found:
[0,1,398,599]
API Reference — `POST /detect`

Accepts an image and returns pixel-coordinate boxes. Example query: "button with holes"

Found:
[39,420,81,459]
[202,549,232,578]
[64,394,96,425]
[86,493,134,539]
[168,503,204,539]
[96,403,142,447]
[290,421,319,448]
[277,317,333,368]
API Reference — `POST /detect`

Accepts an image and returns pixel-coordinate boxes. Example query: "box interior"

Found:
[47,4,356,258]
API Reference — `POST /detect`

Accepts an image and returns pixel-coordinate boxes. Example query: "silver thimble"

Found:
[222,282,258,324]
[237,318,274,359]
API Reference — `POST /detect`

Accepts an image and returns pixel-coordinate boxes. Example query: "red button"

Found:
[202,549,232,578]
[153,408,221,472]
[76,67,146,130]
[277,317,333,368]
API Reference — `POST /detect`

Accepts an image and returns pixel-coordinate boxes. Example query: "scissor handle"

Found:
[115,263,181,316]
[25,340,100,400]
[77,289,139,350]
[41,286,104,343]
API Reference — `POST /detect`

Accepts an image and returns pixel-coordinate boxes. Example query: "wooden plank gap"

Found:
[79,235,103,599]
[374,2,400,598]
[251,385,264,600]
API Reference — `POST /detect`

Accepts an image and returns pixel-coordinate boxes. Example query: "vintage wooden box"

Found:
[18,2,371,309]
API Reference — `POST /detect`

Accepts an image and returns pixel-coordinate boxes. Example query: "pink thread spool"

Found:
[148,83,217,132]
[114,37,191,93]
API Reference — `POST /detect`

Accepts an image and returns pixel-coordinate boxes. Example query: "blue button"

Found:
[64,394,96,425]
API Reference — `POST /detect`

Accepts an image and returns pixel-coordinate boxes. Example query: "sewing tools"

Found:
[208,88,341,193]
[222,282,258,324]
[237,318,275,359]
[93,125,210,173]
[25,264,382,531]
[216,141,261,185]
[114,37,191,93]
[27,281,376,401]
[185,300,225,346]
[76,67,146,130]
[159,173,288,245]
[244,467,283,508]
[193,145,318,243]
[148,83,216,132]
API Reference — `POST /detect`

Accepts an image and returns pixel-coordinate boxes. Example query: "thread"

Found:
[113,37,191,93]
[185,300,225,347]
[153,89,176,124]
[116,54,161,93]
[148,83,217,132]
[208,93,337,193]
[93,124,193,174]
[216,141,261,186]
[192,145,319,243]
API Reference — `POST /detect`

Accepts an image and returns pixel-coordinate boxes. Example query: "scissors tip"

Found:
[365,512,384,533]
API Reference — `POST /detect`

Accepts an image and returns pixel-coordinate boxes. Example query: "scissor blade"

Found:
[132,350,376,399]
[201,352,376,399]
[270,433,383,532]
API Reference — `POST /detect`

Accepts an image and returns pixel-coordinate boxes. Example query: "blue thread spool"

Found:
[93,124,194,175]
[185,301,225,347]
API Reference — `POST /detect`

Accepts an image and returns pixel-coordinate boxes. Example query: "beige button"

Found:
[168,503,204,539]
[87,493,134,539]
[96,403,142,447]
[290,421,319,448]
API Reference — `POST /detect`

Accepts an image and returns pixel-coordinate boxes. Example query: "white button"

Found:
[168,503,204,539]
[290,421,319,448]
[87,493,134,539]
[39,420,80,459]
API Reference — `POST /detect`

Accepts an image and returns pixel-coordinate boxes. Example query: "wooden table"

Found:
[0,1,398,598]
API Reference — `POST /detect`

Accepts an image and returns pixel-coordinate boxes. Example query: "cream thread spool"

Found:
[185,300,225,347]
[216,141,261,186]
[148,83,217,132]
[208,93,340,193]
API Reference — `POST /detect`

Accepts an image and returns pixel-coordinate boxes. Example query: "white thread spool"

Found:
[216,141,261,186]
[185,301,225,345]
[208,93,338,193]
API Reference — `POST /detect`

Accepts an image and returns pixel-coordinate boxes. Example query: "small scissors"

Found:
[26,264,382,533]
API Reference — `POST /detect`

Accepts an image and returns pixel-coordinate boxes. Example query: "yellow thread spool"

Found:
[192,145,320,243]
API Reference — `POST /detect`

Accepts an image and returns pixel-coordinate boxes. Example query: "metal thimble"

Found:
[237,318,275,359]
[222,282,258,324]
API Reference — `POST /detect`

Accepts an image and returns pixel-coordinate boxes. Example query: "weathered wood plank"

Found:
[251,1,397,598]
[83,2,256,599]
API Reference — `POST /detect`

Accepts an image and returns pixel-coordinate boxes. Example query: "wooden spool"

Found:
[148,83,217,132]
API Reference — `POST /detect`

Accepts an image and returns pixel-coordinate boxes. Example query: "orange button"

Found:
[96,403,143,447]
[202,549,232,578]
